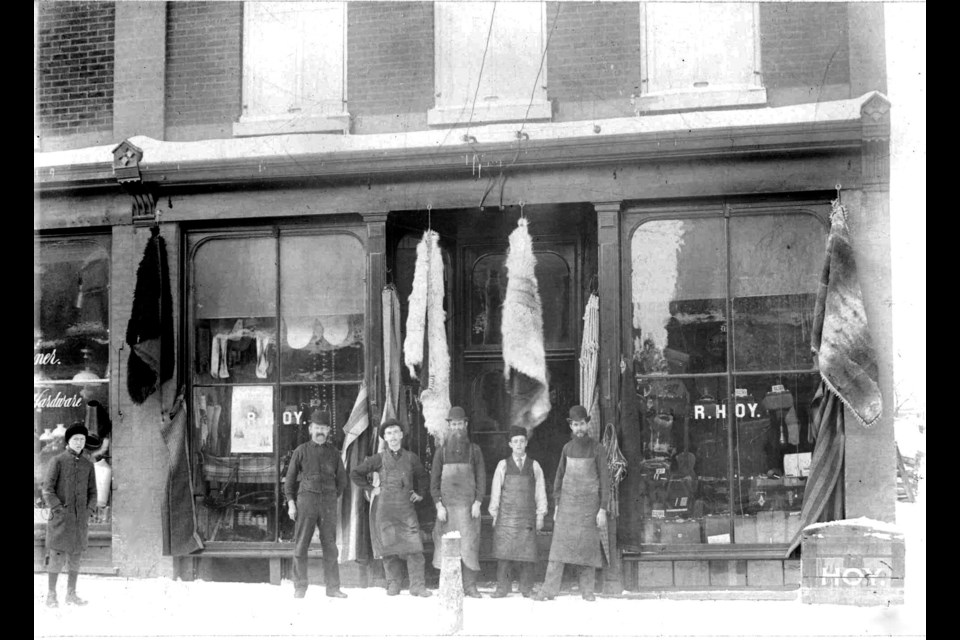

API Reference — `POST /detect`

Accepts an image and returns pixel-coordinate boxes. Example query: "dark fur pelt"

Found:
[126,229,174,405]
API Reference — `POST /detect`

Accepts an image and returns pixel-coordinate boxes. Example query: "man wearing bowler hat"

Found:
[351,418,433,597]
[42,422,98,608]
[533,405,609,601]
[431,406,486,598]
[284,409,348,599]
[488,426,548,598]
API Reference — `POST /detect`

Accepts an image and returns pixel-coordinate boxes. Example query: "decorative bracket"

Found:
[111,139,158,226]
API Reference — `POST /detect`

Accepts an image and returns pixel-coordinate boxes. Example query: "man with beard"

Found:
[350,419,433,597]
[488,426,547,598]
[284,409,348,600]
[533,405,609,601]
[431,406,486,598]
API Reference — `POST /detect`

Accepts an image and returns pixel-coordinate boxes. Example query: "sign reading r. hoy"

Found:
[692,402,760,420]
[816,557,893,588]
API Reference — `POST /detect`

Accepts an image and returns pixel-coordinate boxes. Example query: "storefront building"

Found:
[35,1,894,591]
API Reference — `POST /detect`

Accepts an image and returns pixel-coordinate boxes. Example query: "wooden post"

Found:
[438,532,464,634]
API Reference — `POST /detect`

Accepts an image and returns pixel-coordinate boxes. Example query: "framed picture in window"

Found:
[230,385,274,453]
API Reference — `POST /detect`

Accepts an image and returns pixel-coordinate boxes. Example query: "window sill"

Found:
[622,542,791,561]
[427,100,552,127]
[634,88,768,114]
[233,113,351,138]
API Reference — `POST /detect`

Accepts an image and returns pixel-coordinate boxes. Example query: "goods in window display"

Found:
[783,452,812,477]
[756,510,787,544]
[659,518,701,544]
[734,514,758,543]
[762,388,800,445]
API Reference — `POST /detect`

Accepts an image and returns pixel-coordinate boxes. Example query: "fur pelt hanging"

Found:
[502,218,551,431]
[403,230,451,439]
[126,227,174,405]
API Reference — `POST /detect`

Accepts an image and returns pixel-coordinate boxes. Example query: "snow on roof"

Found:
[35,92,886,170]
[805,516,904,536]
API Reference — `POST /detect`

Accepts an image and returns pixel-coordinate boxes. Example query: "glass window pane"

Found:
[194,385,277,542]
[279,234,365,382]
[731,372,817,544]
[730,214,826,372]
[631,219,727,375]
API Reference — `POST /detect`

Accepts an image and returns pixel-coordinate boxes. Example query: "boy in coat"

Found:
[42,422,98,608]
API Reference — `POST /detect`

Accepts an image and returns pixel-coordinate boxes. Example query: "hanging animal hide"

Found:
[126,227,174,406]
[403,231,451,439]
[502,218,551,431]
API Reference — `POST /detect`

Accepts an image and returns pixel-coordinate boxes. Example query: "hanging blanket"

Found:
[338,383,371,562]
[403,231,451,439]
[811,202,882,427]
[160,391,204,556]
[502,218,551,431]
[126,227,174,405]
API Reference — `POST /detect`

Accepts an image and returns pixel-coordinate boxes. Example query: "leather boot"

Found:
[66,572,87,606]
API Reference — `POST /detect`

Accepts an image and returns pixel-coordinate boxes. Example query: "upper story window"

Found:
[635,2,766,113]
[429,1,551,126]
[234,2,349,137]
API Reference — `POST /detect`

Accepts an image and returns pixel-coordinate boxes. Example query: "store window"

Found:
[234,1,349,136]
[189,230,365,543]
[429,1,550,126]
[34,235,112,525]
[635,2,766,113]
[629,210,825,546]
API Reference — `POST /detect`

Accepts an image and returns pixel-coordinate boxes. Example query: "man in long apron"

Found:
[431,406,486,598]
[351,419,433,597]
[488,426,548,598]
[284,409,348,599]
[533,405,610,601]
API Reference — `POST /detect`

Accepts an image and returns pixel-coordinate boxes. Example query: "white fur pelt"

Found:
[403,231,451,439]
[502,218,551,430]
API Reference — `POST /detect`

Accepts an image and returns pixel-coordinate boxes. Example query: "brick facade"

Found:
[760,2,850,90]
[36,1,114,138]
[165,1,243,132]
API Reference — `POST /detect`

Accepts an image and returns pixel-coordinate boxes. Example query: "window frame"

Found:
[635,2,767,113]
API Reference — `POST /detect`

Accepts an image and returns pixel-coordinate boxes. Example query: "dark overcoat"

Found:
[42,450,98,554]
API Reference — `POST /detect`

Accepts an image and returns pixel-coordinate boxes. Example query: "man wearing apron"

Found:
[488,426,548,598]
[284,409,348,599]
[431,406,486,598]
[533,405,610,601]
[351,419,433,597]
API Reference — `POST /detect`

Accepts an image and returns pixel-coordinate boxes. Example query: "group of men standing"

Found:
[285,403,609,601]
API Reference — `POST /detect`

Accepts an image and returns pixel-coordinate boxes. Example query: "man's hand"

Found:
[436,503,447,522]
[370,486,381,499]
[490,513,498,527]
[596,508,607,529]
[287,502,297,521]
[410,491,423,503]
[536,514,545,531]
[471,501,481,519]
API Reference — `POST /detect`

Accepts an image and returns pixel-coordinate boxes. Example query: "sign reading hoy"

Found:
[817,558,893,588]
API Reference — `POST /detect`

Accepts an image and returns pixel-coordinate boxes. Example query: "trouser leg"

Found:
[318,497,340,590]
[496,560,512,593]
[384,555,404,590]
[48,572,58,593]
[578,565,596,596]
[462,564,478,590]
[519,562,534,595]
[540,560,565,597]
[292,496,319,588]
[67,571,78,594]
[406,552,426,592]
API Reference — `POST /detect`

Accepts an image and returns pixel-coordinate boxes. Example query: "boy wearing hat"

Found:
[284,409,349,599]
[430,406,486,598]
[533,405,609,602]
[351,419,433,597]
[42,422,98,608]
[488,426,548,598]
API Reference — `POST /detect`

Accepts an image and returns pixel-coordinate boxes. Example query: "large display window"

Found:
[34,235,112,525]
[188,228,366,543]
[628,207,826,546]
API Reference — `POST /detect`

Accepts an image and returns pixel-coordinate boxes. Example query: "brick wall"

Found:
[36,1,114,138]
[347,2,434,131]
[760,2,850,90]
[165,1,243,131]
[546,2,642,119]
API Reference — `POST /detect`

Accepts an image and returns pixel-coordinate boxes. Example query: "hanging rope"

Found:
[602,422,627,517]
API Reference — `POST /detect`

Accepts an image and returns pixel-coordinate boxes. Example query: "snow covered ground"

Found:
[34,496,925,640]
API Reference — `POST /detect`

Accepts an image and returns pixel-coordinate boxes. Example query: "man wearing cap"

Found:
[431,406,486,598]
[533,405,610,602]
[42,422,98,608]
[351,419,433,597]
[284,409,349,599]
[488,426,548,598]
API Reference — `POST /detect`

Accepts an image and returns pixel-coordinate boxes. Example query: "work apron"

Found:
[492,460,537,562]
[549,457,602,568]
[432,462,481,570]
[376,451,424,556]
